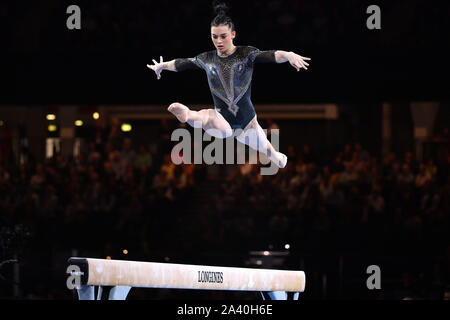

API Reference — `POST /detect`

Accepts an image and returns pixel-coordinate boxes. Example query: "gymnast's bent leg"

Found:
[236,116,287,168]
[168,102,233,138]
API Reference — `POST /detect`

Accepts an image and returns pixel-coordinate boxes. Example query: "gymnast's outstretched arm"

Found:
[146,56,177,80]
[274,50,311,72]
[147,55,201,80]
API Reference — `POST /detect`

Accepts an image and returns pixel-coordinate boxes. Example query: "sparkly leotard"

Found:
[174,46,276,130]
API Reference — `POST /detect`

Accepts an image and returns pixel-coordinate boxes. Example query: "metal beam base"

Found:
[76,285,131,300]
[261,291,299,300]
[76,286,298,300]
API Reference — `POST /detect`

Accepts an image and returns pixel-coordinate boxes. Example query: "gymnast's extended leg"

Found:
[168,102,233,139]
[236,116,287,168]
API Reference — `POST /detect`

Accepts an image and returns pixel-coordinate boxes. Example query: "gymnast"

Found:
[147,2,311,168]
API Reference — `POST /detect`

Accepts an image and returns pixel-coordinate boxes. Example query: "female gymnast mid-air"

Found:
[147,3,311,169]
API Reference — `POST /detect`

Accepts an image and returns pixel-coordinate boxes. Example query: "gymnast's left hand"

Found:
[288,52,311,72]
[147,56,165,80]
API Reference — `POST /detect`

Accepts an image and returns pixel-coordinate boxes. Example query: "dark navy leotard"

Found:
[174,46,276,130]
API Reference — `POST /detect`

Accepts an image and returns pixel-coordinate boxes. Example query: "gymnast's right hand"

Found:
[147,56,165,80]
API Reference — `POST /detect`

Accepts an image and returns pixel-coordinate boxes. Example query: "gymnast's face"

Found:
[211,24,236,55]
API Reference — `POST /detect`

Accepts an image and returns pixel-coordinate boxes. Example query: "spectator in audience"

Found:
[415,163,432,188]
[29,163,46,190]
[160,153,176,181]
[368,184,385,214]
[319,168,334,201]
[397,163,415,186]
[424,158,438,180]
[338,162,358,186]
[302,144,314,164]
[110,150,126,181]
[286,145,297,163]
[403,151,419,174]
[135,145,152,169]
[120,138,137,166]
[342,143,353,163]
[354,141,370,163]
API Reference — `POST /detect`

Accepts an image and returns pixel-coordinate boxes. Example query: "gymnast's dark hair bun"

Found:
[211,1,235,31]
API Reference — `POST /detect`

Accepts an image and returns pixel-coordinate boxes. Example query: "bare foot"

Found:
[277,152,288,168]
[266,148,287,169]
[168,103,189,123]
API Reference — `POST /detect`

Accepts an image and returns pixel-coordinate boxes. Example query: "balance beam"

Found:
[67,257,306,300]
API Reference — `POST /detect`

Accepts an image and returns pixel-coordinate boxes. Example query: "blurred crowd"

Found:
[0,117,449,299]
